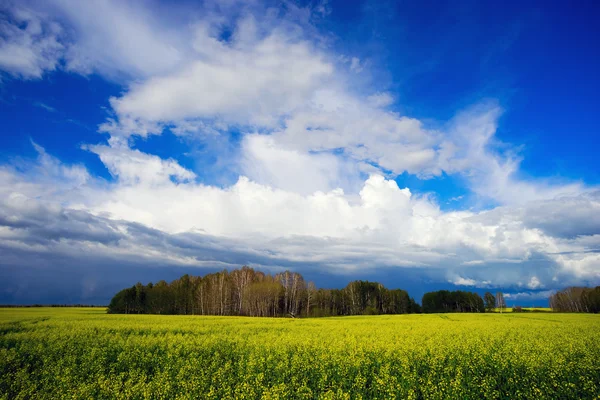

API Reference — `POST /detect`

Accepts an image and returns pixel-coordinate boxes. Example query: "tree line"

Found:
[549,286,600,313]
[108,267,421,316]
[107,266,494,317]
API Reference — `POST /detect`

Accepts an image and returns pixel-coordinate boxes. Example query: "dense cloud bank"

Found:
[1,147,598,304]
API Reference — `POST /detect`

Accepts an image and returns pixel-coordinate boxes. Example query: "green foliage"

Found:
[421,290,485,313]
[362,306,379,315]
[107,267,421,317]
[1,308,599,399]
[484,292,496,312]
[550,286,600,312]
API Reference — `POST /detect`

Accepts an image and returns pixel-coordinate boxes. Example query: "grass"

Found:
[1,308,599,399]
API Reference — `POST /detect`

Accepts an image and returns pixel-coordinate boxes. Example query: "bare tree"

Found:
[495,292,506,313]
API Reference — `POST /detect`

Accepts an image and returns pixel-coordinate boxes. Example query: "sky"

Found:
[0,0,599,306]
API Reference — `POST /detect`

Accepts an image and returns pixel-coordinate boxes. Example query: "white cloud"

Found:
[452,277,477,286]
[48,0,185,79]
[449,274,492,288]
[0,2,63,79]
[527,276,542,289]
[350,56,363,73]
[440,104,586,206]
[272,89,441,178]
[241,134,361,195]
[85,143,195,186]
[103,19,334,136]
[367,92,394,108]
[3,144,600,290]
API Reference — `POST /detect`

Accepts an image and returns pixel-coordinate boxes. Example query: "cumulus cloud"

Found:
[450,276,492,287]
[271,89,441,178]
[2,144,599,294]
[240,134,364,195]
[85,143,196,186]
[452,277,477,286]
[526,276,542,289]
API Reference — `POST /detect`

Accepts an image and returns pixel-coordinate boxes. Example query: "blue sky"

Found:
[0,0,598,305]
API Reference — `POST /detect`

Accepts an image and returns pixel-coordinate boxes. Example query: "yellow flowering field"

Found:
[1,308,599,399]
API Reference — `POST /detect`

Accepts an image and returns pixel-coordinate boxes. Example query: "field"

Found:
[1,308,599,399]
[491,307,552,313]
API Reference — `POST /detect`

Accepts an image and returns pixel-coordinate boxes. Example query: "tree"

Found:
[495,292,506,311]
[306,281,316,316]
[231,266,255,315]
[484,292,496,312]
[134,282,146,313]
[550,286,600,313]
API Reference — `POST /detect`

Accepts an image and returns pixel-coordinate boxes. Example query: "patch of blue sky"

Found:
[394,172,474,211]
[0,72,121,180]
[324,0,599,187]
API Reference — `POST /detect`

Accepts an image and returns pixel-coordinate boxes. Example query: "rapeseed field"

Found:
[1,308,599,399]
